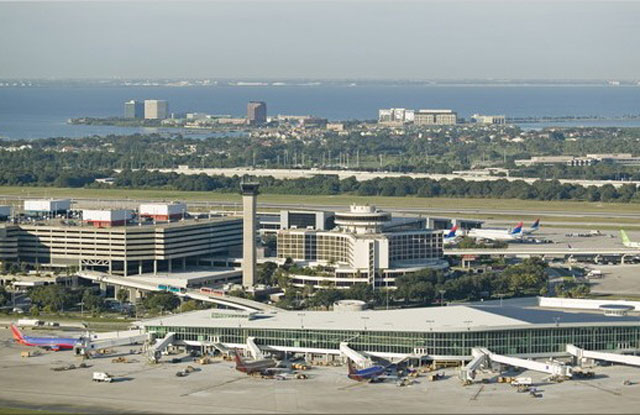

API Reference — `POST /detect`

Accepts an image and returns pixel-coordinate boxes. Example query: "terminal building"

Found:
[142,299,640,363]
[0,202,243,276]
[276,205,446,289]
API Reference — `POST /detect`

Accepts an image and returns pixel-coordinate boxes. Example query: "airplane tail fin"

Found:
[233,349,245,369]
[512,222,524,234]
[532,219,540,229]
[621,230,631,245]
[347,359,355,375]
[445,225,458,238]
[10,324,24,343]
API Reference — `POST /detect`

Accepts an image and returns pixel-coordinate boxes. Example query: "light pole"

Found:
[439,290,446,307]
[361,316,370,331]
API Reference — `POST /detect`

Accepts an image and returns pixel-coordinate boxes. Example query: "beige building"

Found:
[414,109,457,126]
[277,205,445,289]
[0,218,242,276]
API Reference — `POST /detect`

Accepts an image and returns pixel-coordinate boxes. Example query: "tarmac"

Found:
[1,329,640,414]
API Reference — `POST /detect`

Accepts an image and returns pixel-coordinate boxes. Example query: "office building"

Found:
[247,101,267,125]
[277,205,445,289]
[471,114,506,125]
[144,100,169,120]
[378,108,414,125]
[124,100,144,119]
[414,109,457,126]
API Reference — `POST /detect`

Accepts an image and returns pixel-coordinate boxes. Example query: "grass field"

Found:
[1,186,639,214]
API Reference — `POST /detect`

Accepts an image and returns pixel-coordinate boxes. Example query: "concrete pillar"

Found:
[113,284,120,300]
[123,260,128,277]
[108,260,113,274]
[182,257,187,271]
[153,260,158,275]
[138,261,143,275]
[241,183,259,288]
[99,282,107,295]
[168,259,172,273]
[129,288,138,303]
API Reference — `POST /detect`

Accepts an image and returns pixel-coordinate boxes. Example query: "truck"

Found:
[17,319,43,327]
[92,372,113,383]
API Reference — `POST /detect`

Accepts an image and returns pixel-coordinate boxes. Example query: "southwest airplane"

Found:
[524,219,540,235]
[10,324,80,351]
[443,225,459,246]
[620,230,640,248]
[467,222,524,242]
[234,350,279,375]
[347,359,392,382]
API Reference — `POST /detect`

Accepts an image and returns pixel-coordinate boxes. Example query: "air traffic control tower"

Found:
[241,182,259,288]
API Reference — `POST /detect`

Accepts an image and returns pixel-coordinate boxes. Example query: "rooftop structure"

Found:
[24,199,71,214]
[82,209,133,227]
[139,203,187,221]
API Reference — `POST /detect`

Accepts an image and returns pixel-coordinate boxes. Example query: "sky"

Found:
[0,1,638,80]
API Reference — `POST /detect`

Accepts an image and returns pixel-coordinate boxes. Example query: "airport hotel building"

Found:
[277,205,447,289]
[0,200,242,276]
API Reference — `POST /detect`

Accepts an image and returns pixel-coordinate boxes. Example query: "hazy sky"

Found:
[0,1,638,80]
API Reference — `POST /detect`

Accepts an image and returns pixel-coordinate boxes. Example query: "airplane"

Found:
[524,219,540,235]
[346,359,398,382]
[467,222,524,242]
[233,350,280,375]
[443,225,460,246]
[620,230,640,248]
[10,324,81,351]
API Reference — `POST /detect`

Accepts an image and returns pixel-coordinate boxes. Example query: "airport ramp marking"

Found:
[576,381,622,396]
[180,376,248,397]
[470,384,485,400]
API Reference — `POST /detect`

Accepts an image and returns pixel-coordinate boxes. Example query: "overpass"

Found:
[77,271,279,313]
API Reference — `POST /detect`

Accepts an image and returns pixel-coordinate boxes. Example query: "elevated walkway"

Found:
[339,342,373,368]
[78,270,279,312]
[75,329,149,356]
[567,344,640,368]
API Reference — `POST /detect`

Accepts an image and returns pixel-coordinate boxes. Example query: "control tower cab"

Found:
[334,205,391,234]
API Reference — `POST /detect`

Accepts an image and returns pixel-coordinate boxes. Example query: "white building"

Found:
[414,109,457,126]
[277,205,446,289]
[144,100,169,120]
[378,108,414,124]
[471,114,506,125]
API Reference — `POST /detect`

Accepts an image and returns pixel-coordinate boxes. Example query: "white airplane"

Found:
[620,230,640,248]
[523,219,540,235]
[467,222,524,242]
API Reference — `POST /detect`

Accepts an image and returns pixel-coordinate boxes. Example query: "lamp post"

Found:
[298,313,305,329]
[439,290,446,307]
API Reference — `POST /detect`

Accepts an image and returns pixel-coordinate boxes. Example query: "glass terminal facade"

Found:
[145,323,640,359]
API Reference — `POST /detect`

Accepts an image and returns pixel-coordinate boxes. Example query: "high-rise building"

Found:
[144,100,169,120]
[378,108,414,125]
[241,182,260,288]
[124,100,144,119]
[247,101,267,125]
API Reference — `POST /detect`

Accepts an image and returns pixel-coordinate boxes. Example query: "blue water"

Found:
[0,85,639,139]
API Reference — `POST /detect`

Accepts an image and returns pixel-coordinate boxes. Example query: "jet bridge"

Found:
[460,347,572,383]
[146,332,176,363]
[339,342,373,369]
[567,344,640,368]
[74,329,150,356]
[246,336,264,360]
